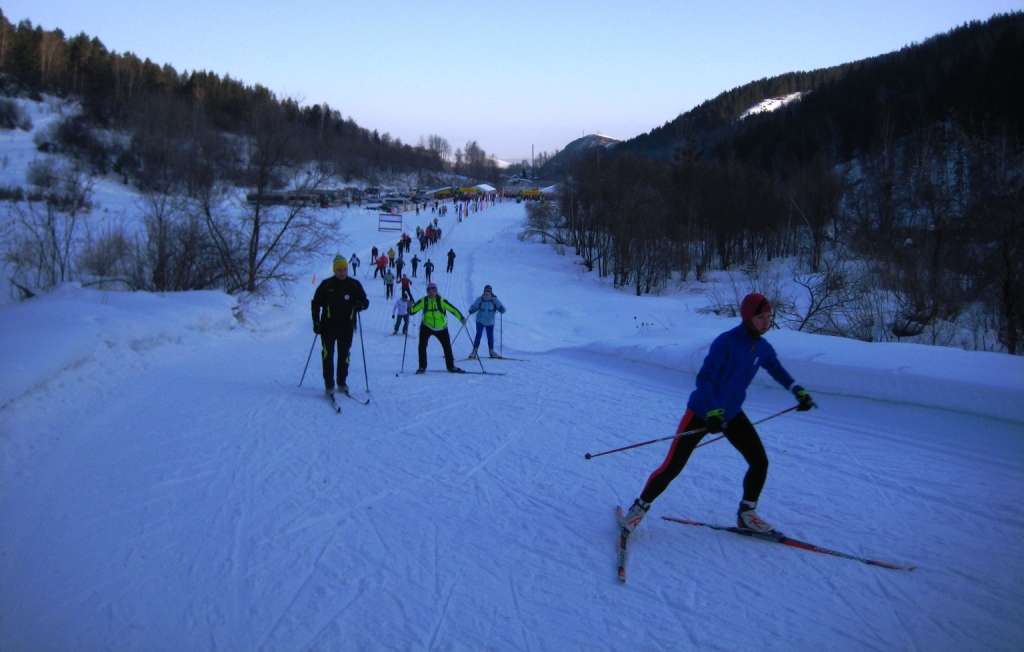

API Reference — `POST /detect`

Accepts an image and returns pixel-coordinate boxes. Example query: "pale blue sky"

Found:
[4,1,1022,161]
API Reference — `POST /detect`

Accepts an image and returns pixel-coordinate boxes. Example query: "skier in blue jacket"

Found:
[619,293,816,539]
[467,284,506,359]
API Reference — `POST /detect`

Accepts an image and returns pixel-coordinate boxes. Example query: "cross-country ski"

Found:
[340,391,370,406]
[326,393,341,413]
[661,517,915,571]
[424,369,507,376]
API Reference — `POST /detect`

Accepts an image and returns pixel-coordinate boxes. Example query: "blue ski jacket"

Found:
[688,324,797,421]
[468,295,506,326]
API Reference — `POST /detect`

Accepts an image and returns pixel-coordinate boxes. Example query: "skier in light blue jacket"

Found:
[467,285,506,359]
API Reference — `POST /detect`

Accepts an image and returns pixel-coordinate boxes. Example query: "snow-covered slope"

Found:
[1,194,1023,649]
[739,91,806,119]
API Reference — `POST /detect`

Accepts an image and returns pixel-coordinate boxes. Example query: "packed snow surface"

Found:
[2,194,1024,648]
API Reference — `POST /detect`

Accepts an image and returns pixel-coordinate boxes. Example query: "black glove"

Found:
[313,321,321,335]
[793,385,816,411]
[705,409,725,434]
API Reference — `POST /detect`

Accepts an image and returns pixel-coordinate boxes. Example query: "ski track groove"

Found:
[259,528,339,650]
[507,577,533,652]
[425,583,456,651]
[872,574,920,652]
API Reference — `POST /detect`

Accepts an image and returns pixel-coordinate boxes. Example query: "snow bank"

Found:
[0,283,238,409]
[573,327,1024,424]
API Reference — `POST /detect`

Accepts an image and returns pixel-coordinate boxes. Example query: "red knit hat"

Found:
[740,293,772,321]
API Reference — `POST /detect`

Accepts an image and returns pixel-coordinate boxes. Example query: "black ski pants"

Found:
[394,314,409,334]
[418,324,455,370]
[321,326,355,389]
[640,409,768,505]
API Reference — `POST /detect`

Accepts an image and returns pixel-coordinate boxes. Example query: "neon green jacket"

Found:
[410,294,464,331]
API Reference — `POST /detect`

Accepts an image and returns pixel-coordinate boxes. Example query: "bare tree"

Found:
[786,153,844,272]
[519,200,565,246]
[426,134,451,170]
[79,221,135,289]
[786,255,854,334]
[3,159,92,291]
[201,100,341,294]
[971,132,1024,354]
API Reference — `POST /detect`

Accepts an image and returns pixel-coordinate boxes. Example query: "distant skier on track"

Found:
[467,284,506,359]
[618,293,816,542]
[409,282,467,374]
[311,255,369,395]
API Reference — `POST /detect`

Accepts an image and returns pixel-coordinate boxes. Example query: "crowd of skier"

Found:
[311,206,513,386]
[308,195,822,581]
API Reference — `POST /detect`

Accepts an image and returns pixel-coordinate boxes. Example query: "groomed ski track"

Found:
[2,201,1023,650]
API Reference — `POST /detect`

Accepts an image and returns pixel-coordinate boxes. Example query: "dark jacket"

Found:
[312,276,369,332]
[688,324,796,421]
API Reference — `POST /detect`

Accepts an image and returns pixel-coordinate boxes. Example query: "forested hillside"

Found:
[0,10,510,186]
[0,11,507,298]
[537,13,1024,354]
[615,13,1024,166]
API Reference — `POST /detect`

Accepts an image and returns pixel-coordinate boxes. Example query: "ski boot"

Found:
[737,500,776,534]
[468,348,478,359]
[619,498,651,537]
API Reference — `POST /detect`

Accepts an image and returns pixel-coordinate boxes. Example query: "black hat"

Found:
[484,285,493,293]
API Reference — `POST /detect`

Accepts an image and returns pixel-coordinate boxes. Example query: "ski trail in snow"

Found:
[508,577,534,651]
[3,200,1024,649]
[425,582,456,651]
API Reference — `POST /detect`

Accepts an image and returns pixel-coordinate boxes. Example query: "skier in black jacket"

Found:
[311,255,369,395]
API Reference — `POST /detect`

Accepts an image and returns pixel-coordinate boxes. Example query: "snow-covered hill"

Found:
[2,186,1024,649]
[739,92,807,119]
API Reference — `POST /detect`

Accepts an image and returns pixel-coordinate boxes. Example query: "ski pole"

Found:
[450,319,468,347]
[584,405,800,460]
[299,333,319,387]
[399,321,412,375]
[357,312,369,393]
[585,426,706,459]
[473,336,488,373]
[691,405,800,450]
[500,312,503,358]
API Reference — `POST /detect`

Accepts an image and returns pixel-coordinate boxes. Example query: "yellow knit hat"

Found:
[333,254,348,271]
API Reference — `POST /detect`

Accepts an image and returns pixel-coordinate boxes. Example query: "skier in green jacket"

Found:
[409,282,466,373]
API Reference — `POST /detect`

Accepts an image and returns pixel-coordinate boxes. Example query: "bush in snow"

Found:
[3,159,93,294]
[0,98,33,131]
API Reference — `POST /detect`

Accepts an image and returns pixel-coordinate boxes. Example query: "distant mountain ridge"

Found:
[536,133,619,178]
[544,11,1023,176]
